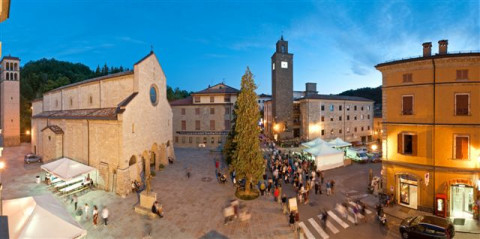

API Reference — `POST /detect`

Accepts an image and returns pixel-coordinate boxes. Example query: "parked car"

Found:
[367,152,382,163]
[399,215,455,239]
[24,154,42,164]
[346,148,369,162]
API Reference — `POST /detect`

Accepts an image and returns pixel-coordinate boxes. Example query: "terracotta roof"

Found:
[41,125,64,134]
[375,52,480,68]
[193,83,239,95]
[299,94,373,102]
[33,108,118,120]
[169,96,193,106]
[45,71,134,94]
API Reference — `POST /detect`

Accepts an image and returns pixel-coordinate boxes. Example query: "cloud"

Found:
[204,53,229,58]
[117,36,147,45]
[56,43,114,57]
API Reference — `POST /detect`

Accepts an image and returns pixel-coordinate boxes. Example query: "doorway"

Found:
[398,176,418,209]
[450,185,474,218]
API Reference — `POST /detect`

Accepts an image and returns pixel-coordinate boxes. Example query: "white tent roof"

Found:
[303,142,343,156]
[3,194,87,239]
[301,138,328,148]
[41,157,95,181]
[328,137,352,148]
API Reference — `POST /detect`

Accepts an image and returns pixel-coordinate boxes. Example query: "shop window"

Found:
[181,120,186,131]
[195,120,200,130]
[456,69,468,80]
[210,108,215,114]
[194,96,200,103]
[181,108,186,115]
[402,73,413,83]
[210,96,215,103]
[210,120,215,130]
[455,93,469,116]
[402,95,413,115]
[454,135,469,159]
[398,133,417,156]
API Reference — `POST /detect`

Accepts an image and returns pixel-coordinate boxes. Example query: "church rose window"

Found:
[150,84,159,105]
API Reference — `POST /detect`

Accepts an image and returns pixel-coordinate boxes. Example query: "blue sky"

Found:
[0,0,478,94]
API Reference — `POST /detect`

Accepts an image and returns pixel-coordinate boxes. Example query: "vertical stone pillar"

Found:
[159,144,167,165]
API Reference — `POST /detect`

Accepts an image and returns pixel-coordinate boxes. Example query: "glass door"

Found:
[451,185,474,218]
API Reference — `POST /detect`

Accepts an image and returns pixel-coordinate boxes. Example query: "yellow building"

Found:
[376,40,480,219]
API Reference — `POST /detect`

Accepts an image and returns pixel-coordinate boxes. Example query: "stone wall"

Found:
[1,80,20,146]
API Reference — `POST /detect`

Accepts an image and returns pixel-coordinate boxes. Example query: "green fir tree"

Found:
[231,67,263,194]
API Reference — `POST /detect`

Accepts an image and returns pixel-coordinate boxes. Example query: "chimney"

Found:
[438,40,448,55]
[422,42,432,57]
[305,83,317,96]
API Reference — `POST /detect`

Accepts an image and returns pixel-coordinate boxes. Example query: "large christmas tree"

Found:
[231,68,263,194]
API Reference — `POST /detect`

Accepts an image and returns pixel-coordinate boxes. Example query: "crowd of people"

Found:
[71,195,109,227]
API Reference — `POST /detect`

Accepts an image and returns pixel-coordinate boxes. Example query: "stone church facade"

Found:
[31,52,174,196]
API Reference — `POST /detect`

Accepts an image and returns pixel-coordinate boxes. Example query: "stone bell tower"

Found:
[271,36,294,141]
[0,56,20,146]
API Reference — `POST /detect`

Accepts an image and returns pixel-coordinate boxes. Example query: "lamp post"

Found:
[0,161,5,216]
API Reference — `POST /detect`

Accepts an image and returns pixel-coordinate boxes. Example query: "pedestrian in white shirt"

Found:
[102,206,109,226]
[84,203,89,219]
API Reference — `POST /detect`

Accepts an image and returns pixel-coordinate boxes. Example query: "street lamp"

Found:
[371,144,378,151]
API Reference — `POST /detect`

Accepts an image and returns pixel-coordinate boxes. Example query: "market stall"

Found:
[303,142,345,171]
[301,137,328,148]
[2,194,87,239]
[328,137,352,149]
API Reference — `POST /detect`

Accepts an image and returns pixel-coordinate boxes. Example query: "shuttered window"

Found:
[224,120,231,129]
[454,135,469,159]
[402,73,412,83]
[181,121,186,131]
[398,133,417,156]
[210,120,215,130]
[195,120,200,130]
[194,96,200,103]
[456,70,468,80]
[210,96,215,103]
[181,108,186,115]
[402,96,413,115]
[210,108,215,114]
[455,94,469,116]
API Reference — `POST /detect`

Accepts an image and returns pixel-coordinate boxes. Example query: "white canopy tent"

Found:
[301,138,328,148]
[303,142,345,171]
[328,137,352,148]
[3,194,87,239]
[41,157,96,181]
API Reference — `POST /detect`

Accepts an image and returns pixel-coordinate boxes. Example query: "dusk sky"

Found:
[1,0,478,94]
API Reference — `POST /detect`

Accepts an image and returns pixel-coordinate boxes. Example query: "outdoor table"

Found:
[60,182,84,193]
[50,177,62,184]
[54,177,83,189]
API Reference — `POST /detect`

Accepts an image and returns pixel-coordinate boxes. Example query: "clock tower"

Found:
[271,36,293,141]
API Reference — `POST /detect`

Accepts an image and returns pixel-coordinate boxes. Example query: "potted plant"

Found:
[75,209,83,221]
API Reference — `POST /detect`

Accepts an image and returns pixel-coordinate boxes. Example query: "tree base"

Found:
[235,189,260,200]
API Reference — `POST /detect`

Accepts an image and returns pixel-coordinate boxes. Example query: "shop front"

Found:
[450,183,475,218]
[398,174,419,209]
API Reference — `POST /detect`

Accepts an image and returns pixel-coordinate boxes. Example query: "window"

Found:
[367,126,370,130]
[210,120,215,130]
[339,116,342,121]
[225,120,231,129]
[181,120,186,131]
[218,137,222,144]
[321,105,325,111]
[203,137,207,144]
[354,116,357,120]
[210,96,215,103]
[321,130,325,136]
[347,128,350,133]
[339,129,342,134]
[330,129,334,135]
[210,108,215,114]
[454,135,469,159]
[397,133,417,156]
[181,108,186,115]
[354,127,357,132]
[361,127,364,131]
[347,115,350,121]
[354,106,357,111]
[195,120,200,130]
[195,108,200,115]
[339,105,343,111]
[181,137,185,143]
[402,73,413,83]
[367,106,370,111]
[258,100,261,103]
[330,117,334,122]
[224,96,231,102]
[455,93,469,116]
[194,96,200,103]
[225,107,230,115]
[456,69,468,80]
[361,106,364,111]
[189,137,193,143]
[402,95,413,115]
[361,115,364,120]
[329,105,334,111]
[368,114,370,119]
[211,137,215,144]
[89,96,93,105]
[175,136,178,143]
[346,105,350,111]
[321,116,325,122]
[196,137,200,144]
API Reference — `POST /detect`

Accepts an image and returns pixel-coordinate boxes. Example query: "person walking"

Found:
[281,194,288,214]
[353,205,358,225]
[273,186,280,202]
[92,205,98,226]
[331,180,336,195]
[326,181,331,196]
[320,171,324,185]
[289,211,296,230]
[314,179,319,195]
[84,203,90,220]
[102,206,109,226]
[72,195,78,211]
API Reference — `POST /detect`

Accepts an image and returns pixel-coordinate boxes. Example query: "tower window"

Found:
[281,45,286,53]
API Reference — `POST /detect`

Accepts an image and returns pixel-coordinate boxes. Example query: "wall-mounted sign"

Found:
[425,173,429,186]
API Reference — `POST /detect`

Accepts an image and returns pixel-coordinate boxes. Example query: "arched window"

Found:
[14,73,17,80]
[6,62,9,71]
[6,72,9,80]
[14,63,18,71]
[129,156,137,166]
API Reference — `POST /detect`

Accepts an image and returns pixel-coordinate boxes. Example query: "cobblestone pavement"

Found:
[1,144,294,239]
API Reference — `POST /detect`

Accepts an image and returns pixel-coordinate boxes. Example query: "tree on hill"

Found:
[338,85,382,105]
[231,67,263,196]
[166,86,191,101]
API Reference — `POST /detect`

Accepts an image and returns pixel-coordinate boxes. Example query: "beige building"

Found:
[0,56,20,146]
[170,83,238,149]
[31,52,174,196]
[264,83,374,143]
[376,40,480,218]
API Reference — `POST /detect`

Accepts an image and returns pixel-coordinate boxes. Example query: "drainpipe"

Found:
[432,58,436,214]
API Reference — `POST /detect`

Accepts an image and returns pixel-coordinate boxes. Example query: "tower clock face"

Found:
[281,61,288,69]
